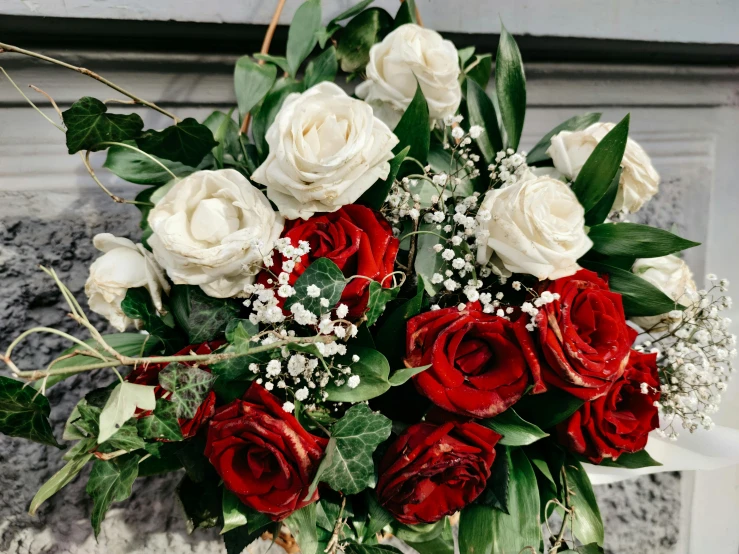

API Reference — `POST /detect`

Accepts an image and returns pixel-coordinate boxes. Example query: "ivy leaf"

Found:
[137,398,184,442]
[527,112,602,165]
[495,24,526,150]
[0,376,61,448]
[324,347,391,402]
[98,381,156,443]
[62,96,144,153]
[103,141,195,185]
[86,454,141,538]
[570,114,629,212]
[310,404,391,496]
[169,285,240,344]
[481,408,549,446]
[393,83,430,164]
[29,453,93,516]
[588,222,700,259]
[358,146,409,211]
[286,0,321,78]
[304,46,338,89]
[365,282,400,327]
[137,118,218,167]
[121,287,184,354]
[284,258,346,316]
[102,419,146,452]
[387,364,430,386]
[336,8,393,74]
[159,363,217,419]
[285,504,319,554]
[234,56,278,119]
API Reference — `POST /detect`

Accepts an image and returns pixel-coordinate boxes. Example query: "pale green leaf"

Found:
[98,381,155,444]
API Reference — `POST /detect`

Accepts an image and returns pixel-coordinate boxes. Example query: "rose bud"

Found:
[536,269,636,400]
[377,420,501,525]
[405,302,545,418]
[257,204,399,320]
[556,349,661,463]
[126,341,222,440]
[204,382,327,521]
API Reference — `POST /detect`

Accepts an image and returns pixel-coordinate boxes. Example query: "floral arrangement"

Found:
[0,1,735,553]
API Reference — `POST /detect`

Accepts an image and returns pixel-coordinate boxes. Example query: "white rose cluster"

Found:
[547,122,660,213]
[476,173,593,280]
[252,82,398,220]
[356,23,461,128]
[148,169,283,298]
[85,233,169,332]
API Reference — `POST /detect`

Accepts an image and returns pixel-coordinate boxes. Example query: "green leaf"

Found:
[310,404,392,496]
[495,24,526,150]
[375,277,425,366]
[98,381,155,443]
[284,258,346,316]
[513,389,584,430]
[121,287,184,353]
[393,83,430,163]
[336,8,393,74]
[464,78,503,162]
[427,141,481,197]
[466,54,492,89]
[62,97,144,154]
[481,408,548,446]
[234,56,278,119]
[253,54,291,75]
[176,473,222,533]
[345,545,404,554]
[103,420,146,452]
[137,398,184,442]
[287,0,322,77]
[365,282,400,327]
[103,141,195,185]
[169,284,240,344]
[588,222,700,259]
[393,0,417,27]
[285,503,319,554]
[526,112,602,165]
[565,455,604,546]
[459,46,476,67]
[395,519,454,554]
[365,490,394,536]
[489,448,541,553]
[358,146,409,211]
[159,363,217,419]
[579,260,682,317]
[584,167,621,226]
[221,488,248,534]
[459,504,494,554]
[570,114,629,211]
[86,454,140,538]
[29,453,93,516]
[252,77,305,159]
[325,347,391,402]
[414,222,449,296]
[305,46,338,89]
[0,376,61,448]
[388,364,430,386]
[137,118,218,167]
[592,449,661,469]
[475,445,510,513]
[203,110,240,168]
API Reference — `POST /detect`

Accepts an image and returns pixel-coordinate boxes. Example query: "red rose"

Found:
[405,302,545,418]
[257,204,399,319]
[126,341,221,440]
[556,349,661,463]
[536,269,636,400]
[204,382,327,521]
[376,420,501,525]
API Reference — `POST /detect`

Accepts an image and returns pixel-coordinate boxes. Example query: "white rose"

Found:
[355,23,461,128]
[251,82,398,220]
[148,169,283,298]
[547,122,660,213]
[631,255,698,332]
[85,234,169,332]
[476,174,593,280]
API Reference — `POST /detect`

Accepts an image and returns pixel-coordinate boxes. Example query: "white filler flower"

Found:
[356,23,461,128]
[85,233,169,332]
[251,82,398,220]
[547,122,660,213]
[148,169,283,298]
[476,174,593,280]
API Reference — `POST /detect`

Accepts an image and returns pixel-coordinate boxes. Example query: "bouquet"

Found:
[0,1,735,553]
